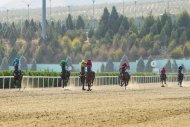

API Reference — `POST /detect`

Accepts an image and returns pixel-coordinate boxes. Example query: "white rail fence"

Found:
[0,75,190,89]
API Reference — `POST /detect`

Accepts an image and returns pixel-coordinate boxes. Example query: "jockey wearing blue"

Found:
[178,65,183,74]
[13,58,22,78]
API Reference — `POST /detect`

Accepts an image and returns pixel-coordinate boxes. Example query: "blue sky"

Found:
[0,0,124,10]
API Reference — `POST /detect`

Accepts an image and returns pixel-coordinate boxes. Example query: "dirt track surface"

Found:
[1,83,190,127]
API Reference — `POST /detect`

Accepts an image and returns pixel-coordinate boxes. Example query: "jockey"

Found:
[125,63,131,76]
[119,62,131,77]
[120,63,127,72]
[86,59,92,70]
[13,58,20,70]
[80,60,86,75]
[13,58,22,77]
[80,60,87,68]
[178,65,183,74]
[60,60,67,71]
[161,67,166,75]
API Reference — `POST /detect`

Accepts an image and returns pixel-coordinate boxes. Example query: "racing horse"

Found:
[119,72,130,90]
[79,67,86,90]
[60,66,71,88]
[178,73,184,87]
[85,67,95,91]
[13,65,23,90]
[160,73,167,87]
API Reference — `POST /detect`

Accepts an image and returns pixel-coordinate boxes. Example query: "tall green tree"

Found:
[31,59,37,71]
[165,59,172,72]
[88,27,94,38]
[172,60,178,73]
[145,55,153,72]
[136,57,145,72]
[177,11,190,39]
[105,58,114,72]
[20,56,28,71]
[66,14,74,30]
[96,8,110,39]
[108,6,119,35]
[118,17,129,36]
[76,16,85,29]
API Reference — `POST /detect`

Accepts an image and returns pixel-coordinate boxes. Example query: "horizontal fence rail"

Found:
[0,75,190,89]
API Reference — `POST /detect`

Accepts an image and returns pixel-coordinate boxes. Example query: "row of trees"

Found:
[0,6,190,64]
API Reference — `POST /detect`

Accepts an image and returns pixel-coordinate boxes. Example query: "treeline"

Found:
[0,6,190,65]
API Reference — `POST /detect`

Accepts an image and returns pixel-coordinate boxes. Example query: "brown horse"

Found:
[13,65,23,90]
[119,68,130,90]
[160,74,167,87]
[60,67,70,88]
[85,68,95,91]
[79,67,86,90]
[178,73,184,87]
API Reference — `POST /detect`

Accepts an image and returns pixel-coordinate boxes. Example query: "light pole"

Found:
[42,0,46,39]
[123,0,125,15]
[49,0,52,20]
[134,0,137,18]
[167,0,170,13]
[92,0,95,29]
[23,0,32,21]
[6,9,9,23]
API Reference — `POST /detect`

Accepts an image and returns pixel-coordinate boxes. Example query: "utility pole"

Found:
[42,0,46,39]
[49,0,52,20]
[134,0,137,18]
[123,0,125,15]
[167,0,170,13]
[6,9,9,23]
[23,0,32,21]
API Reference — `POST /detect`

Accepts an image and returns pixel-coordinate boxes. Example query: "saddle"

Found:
[61,70,70,80]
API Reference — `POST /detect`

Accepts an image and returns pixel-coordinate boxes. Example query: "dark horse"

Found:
[60,66,70,88]
[178,73,184,87]
[119,68,130,90]
[85,68,95,91]
[13,65,23,90]
[160,74,167,87]
[79,67,86,90]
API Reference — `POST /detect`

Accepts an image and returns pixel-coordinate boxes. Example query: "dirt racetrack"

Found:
[1,82,190,127]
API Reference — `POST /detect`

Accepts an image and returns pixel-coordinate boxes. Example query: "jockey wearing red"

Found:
[86,59,92,69]
[161,67,166,75]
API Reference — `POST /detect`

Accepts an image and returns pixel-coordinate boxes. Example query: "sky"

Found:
[0,0,124,10]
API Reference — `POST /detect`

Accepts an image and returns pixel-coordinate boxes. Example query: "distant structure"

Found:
[42,0,46,39]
